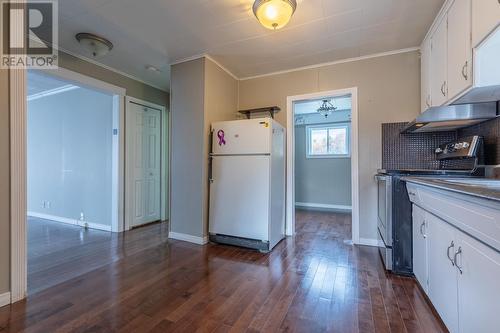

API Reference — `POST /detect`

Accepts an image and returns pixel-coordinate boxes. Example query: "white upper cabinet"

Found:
[447,0,472,100]
[420,38,432,113]
[472,0,500,47]
[430,16,448,107]
[420,0,499,110]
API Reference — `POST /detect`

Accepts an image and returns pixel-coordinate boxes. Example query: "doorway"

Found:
[125,97,168,229]
[26,69,123,294]
[286,88,359,243]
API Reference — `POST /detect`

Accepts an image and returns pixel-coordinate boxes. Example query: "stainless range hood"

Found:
[403,27,500,134]
[402,102,498,133]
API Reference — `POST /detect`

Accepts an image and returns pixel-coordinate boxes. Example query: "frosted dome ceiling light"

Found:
[75,33,113,57]
[253,0,297,30]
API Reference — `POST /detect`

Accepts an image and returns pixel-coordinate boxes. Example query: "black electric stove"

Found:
[376,136,482,275]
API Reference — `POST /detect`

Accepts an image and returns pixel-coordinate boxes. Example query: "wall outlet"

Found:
[80,212,85,221]
[46,201,51,209]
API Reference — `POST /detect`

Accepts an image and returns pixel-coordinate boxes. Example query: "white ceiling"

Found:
[57,0,445,91]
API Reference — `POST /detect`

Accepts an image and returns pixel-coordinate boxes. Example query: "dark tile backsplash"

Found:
[382,123,457,170]
[458,117,500,165]
[382,117,500,170]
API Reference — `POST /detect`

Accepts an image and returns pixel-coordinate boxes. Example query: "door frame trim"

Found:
[124,96,169,231]
[285,87,360,244]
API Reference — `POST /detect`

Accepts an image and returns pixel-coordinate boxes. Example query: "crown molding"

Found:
[170,47,420,82]
[239,47,420,80]
[56,46,168,92]
[170,53,239,81]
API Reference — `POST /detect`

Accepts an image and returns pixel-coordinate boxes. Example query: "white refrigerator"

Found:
[209,118,286,252]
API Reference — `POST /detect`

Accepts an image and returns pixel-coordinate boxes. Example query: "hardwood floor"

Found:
[0,210,446,332]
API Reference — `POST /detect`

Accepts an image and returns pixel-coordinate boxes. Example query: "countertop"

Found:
[402,177,500,203]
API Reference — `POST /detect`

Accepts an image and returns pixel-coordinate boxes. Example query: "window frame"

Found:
[305,123,351,159]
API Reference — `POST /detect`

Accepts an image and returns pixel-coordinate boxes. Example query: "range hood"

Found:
[402,102,498,133]
[403,28,500,134]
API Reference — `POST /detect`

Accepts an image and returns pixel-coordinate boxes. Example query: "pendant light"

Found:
[252,0,297,30]
[317,99,337,118]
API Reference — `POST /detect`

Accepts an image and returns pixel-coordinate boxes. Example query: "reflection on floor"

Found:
[0,211,446,332]
[28,216,169,294]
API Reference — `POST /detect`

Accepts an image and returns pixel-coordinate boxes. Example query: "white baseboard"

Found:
[28,212,112,232]
[0,292,11,307]
[357,238,381,247]
[295,202,352,211]
[169,231,208,245]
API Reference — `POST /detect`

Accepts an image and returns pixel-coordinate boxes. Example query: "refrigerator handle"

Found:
[209,130,214,184]
[208,156,214,184]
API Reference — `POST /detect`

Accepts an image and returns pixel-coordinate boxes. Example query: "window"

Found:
[306,124,350,158]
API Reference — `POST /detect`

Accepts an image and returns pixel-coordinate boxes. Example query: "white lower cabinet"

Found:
[456,232,500,333]
[426,213,459,333]
[412,203,500,333]
[412,205,428,292]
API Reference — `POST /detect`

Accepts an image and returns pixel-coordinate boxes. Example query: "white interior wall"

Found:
[27,86,114,228]
[294,110,352,209]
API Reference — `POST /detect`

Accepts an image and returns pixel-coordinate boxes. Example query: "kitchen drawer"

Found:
[406,183,422,206]
[416,185,500,253]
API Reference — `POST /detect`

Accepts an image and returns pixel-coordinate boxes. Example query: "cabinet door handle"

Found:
[441,81,447,96]
[461,61,468,80]
[420,221,427,238]
[426,95,431,108]
[454,247,463,274]
[447,241,455,266]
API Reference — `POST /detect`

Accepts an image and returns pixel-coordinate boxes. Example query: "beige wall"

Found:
[239,51,421,240]
[170,58,206,237]
[202,58,239,236]
[170,57,238,239]
[59,52,168,106]
[0,69,9,294]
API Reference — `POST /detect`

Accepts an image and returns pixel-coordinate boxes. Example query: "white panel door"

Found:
[431,15,449,106]
[447,0,472,100]
[427,213,459,333]
[209,155,270,241]
[412,205,429,293]
[211,118,272,155]
[128,103,161,227]
[456,232,500,333]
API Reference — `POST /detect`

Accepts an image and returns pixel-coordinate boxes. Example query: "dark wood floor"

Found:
[0,210,446,333]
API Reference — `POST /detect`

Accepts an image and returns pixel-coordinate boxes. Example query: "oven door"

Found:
[376,174,393,270]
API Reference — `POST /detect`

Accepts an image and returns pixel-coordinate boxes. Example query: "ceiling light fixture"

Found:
[253,0,297,30]
[75,33,113,57]
[317,99,337,118]
[146,65,161,73]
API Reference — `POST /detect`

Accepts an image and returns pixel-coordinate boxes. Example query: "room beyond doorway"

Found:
[26,70,122,294]
[294,96,353,215]
[286,88,359,243]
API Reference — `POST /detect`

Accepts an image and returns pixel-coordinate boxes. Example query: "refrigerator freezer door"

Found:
[209,155,270,241]
[212,119,272,155]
